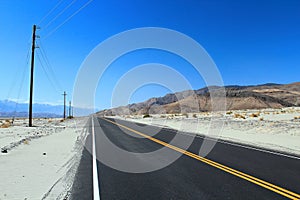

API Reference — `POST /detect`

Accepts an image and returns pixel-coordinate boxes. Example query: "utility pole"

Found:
[69,101,72,118]
[62,91,67,119]
[71,106,74,117]
[29,25,37,127]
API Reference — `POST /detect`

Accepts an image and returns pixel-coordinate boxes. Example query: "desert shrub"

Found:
[0,123,10,128]
[294,116,300,119]
[193,114,197,118]
[234,113,246,119]
[143,114,151,118]
[259,117,264,121]
[60,119,65,122]
[250,113,260,117]
[182,113,188,118]
[226,111,233,115]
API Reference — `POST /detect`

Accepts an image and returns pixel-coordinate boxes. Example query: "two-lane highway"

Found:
[71,116,300,200]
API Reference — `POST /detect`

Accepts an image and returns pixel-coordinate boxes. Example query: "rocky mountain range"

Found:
[97,82,300,116]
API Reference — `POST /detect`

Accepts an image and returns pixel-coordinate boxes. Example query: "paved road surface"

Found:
[70,116,300,200]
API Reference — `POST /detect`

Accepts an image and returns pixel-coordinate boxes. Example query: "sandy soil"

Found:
[0,117,88,200]
[2,107,298,199]
[112,107,300,155]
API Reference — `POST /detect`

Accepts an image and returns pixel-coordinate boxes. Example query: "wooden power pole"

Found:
[69,101,72,118]
[29,25,37,127]
[62,91,67,119]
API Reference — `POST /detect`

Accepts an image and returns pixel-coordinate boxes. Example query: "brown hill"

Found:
[97,82,300,116]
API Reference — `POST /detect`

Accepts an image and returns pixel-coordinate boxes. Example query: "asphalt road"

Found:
[71,116,300,200]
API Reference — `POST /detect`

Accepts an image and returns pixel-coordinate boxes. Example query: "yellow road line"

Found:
[102,117,300,200]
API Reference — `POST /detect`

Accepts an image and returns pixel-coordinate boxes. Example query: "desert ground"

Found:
[1,107,299,199]
[112,107,300,156]
[0,117,88,200]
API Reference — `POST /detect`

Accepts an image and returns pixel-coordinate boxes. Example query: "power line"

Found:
[43,0,94,40]
[36,51,61,94]
[13,64,28,118]
[16,48,30,97]
[12,51,30,118]
[8,30,33,120]
[38,0,65,25]
[36,51,60,93]
[6,42,31,100]
[37,40,63,91]
[43,0,78,30]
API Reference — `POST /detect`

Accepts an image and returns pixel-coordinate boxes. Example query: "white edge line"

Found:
[179,131,300,160]
[115,118,300,160]
[176,131,300,160]
[92,116,101,200]
[212,137,300,160]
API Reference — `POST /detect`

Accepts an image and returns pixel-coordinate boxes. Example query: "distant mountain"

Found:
[0,100,92,117]
[0,100,63,113]
[0,111,62,118]
[97,82,300,116]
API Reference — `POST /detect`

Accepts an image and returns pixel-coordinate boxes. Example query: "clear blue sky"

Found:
[1,0,300,110]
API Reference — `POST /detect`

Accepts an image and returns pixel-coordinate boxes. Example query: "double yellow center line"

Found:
[102,118,300,200]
